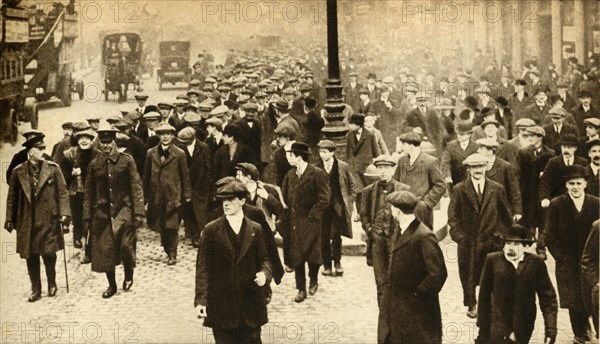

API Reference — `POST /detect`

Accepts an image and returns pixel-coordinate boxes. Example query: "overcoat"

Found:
[5,160,71,258]
[440,139,479,186]
[315,158,357,238]
[377,220,447,344]
[486,157,522,215]
[585,164,599,197]
[84,149,145,272]
[346,128,380,176]
[542,122,580,154]
[195,217,272,329]
[282,164,331,267]
[212,142,258,182]
[143,145,192,229]
[539,155,588,201]
[181,140,212,230]
[477,252,558,343]
[545,194,599,308]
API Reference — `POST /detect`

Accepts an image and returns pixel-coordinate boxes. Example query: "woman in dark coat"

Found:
[84,128,145,298]
[5,136,71,301]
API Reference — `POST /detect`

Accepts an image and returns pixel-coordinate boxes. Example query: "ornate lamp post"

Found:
[321,0,348,159]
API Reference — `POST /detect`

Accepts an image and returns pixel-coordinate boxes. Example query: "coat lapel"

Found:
[17,164,32,203]
[237,219,255,263]
[352,131,366,156]
[392,220,420,252]
[37,161,52,193]
[294,165,313,191]
[218,217,235,260]
[466,179,481,211]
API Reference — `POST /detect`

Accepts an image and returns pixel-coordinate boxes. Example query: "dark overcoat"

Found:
[378,220,447,344]
[143,145,192,229]
[539,155,588,201]
[542,122,580,155]
[181,140,212,229]
[346,128,381,176]
[545,194,599,308]
[83,149,145,272]
[585,164,599,197]
[515,145,555,229]
[195,217,272,329]
[282,164,331,267]
[477,253,558,343]
[440,139,479,186]
[315,158,357,238]
[212,142,258,182]
[5,160,71,258]
[486,157,522,215]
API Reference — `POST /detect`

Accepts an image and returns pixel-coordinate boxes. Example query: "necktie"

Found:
[477,183,483,203]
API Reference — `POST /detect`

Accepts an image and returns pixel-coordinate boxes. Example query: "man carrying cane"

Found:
[5,134,71,302]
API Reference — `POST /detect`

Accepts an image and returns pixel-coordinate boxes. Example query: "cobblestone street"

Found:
[0,76,591,344]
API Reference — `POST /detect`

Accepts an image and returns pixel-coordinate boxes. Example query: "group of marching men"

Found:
[4,51,600,344]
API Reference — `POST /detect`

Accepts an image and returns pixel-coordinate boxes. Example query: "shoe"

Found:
[73,240,82,249]
[321,268,334,276]
[28,291,42,302]
[102,286,117,299]
[467,306,477,319]
[285,266,294,273]
[80,256,91,264]
[308,281,318,295]
[48,285,57,297]
[167,256,177,265]
[294,290,307,303]
[122,280,133,291]
[334,262,344,276]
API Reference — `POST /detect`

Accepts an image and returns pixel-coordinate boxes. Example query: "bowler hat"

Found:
[564,165,588,181]
[586,138,600,152]
[456,121,474,134]
[579,90,592,98]
[349,114,365,126]
[494,96,509,107]
[273,100,290,112]
[499,224,534,243]
[480,119,500,129]
[558,134,578,146]
[286,142,310,155]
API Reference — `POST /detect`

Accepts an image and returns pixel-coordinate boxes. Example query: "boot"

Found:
[44,255,57,297]
[27,256,42,302]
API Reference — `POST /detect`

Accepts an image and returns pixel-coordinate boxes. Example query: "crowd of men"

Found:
[4,43,600,344]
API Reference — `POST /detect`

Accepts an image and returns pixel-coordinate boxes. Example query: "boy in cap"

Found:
[545,165,599,343]
[476,224,557,344]
[378,190,447,344]
[195,180,272,343]
[83,124,145,298]
[143,122,192,265]
[440,121,479,188]
[282,142,331,303]
[448,153,513,319]
[5,135,71,302]
[346,114,381,190]
[315,140,357,277]
[59,128,99,260]
[359,155,410,305]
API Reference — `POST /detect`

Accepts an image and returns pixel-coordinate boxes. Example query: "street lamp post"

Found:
[321,0,348,159]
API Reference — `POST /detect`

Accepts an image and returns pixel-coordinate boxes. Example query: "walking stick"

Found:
[63,248,70,293]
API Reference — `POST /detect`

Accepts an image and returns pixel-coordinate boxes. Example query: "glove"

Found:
[4,221,13,233]
[135,215,145,228]
[195,305,207,318]
[544,331,556,344]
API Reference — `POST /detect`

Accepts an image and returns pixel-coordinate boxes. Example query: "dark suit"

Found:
[235,118,262,161]
[539,155,588,201]
[523,102,551,124]
[542,122,580,155]
[448,178,513,306]
[346,128,380,190]
[378,219,447,344]
[204,135,225,158]
[270,147,293,187]
[509,93,532,120]
[486,157,522,215]
[179,140,211,242]
[212,143,258,182]
[570,104,600,136]
[585,164,600,197]
[545,194,599,338]
[440,140,479,187]
[394,152,446,229]
[581,220,599,334]
[477,253,557,344]
[195,216,271,343]
[404,107,445,155]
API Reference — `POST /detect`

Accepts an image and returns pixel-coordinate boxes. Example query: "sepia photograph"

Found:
[1,0,599,343]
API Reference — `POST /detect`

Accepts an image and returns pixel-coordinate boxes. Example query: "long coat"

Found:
[282,164,331,267]
[486,157,522,215]
[195,217,272,329]
[404,107,445,154]
[394,152,446,228]
[378,220,447,344]
[181,140,212,229]
[515,145,555,229]
[143,145,192,229]
[542,122,580,155]
[212,142,258,182]
[315,158,357,238]
[346,128,380,176]
[585,164,599,197]
[539,155,588,201]
[84,149,145,272]
[545,194,599,308]
[5,160,71,258]
[477,253,558,343]
[440,139,479,186]
[449,178,513,294]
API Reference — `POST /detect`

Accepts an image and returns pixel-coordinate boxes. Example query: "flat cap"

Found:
[282,87,296,95]
[97,122,118,134]
[154,122,176,133]
[204,77,217,83]
[476,138,500,148]
[274,124,297,138]
[549,108,567,117]
[210,105,230,116]
[242,102,259,111]
[183,104,199,113]
[177,127,196,142]
[134,94,149,100]
[74,129,96,139]
[525,126,546,137]
[143,111,161,120]
[217,84,231,92]
[373,154,397,167]
[125,111,141,121]
[515,118,536,128]
[235,162,260,181]
[385,191,420,212]
[398,132,422,145]
[216,180,248,198]
[317,140,337,151]
[22,129,43,138]
[273,99,290,112]
[184,112,202,123]
[299,84,312,92]
[186,89,201,96]
[348,71,358,77]
[71,121,91,131]
[62,122,73,129]
[205,117,223,127]
[359,88,369,95]
[463,153,489,166]
[114,118,134,128]
[584,118,600,127]
[188,79,201,87]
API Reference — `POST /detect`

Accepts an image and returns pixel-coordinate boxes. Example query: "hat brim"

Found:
[500,236,535,243]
